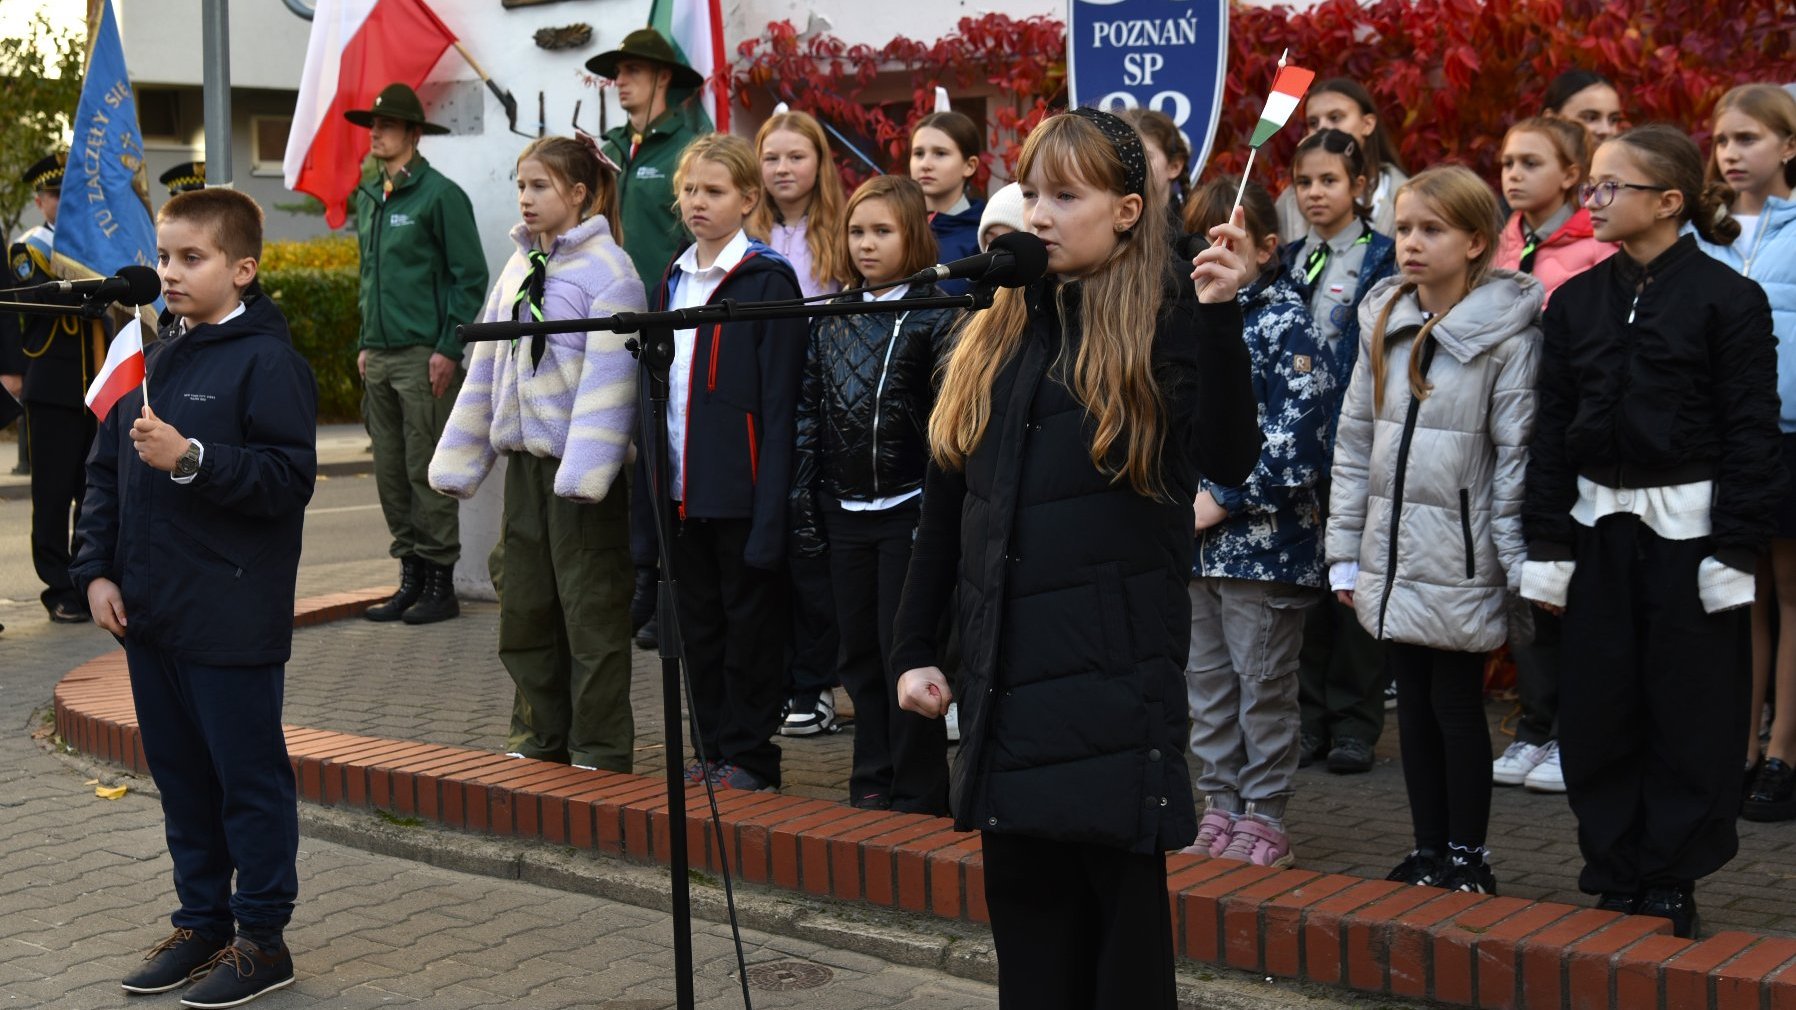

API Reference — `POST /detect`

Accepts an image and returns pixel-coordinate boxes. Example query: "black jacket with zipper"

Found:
[69,294,318,665]
[889,278,1259,852]
[790,282,960,554]
[1524,235,1783,569]
[646,241,806,570]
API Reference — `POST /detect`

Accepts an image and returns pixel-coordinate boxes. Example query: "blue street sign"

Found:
[1066,0,1229,180]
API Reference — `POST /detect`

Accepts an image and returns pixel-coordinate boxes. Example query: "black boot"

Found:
[364,556,422,622]
[629,565,658,631]
[1638,884,1701,939]
[402,561,460,625]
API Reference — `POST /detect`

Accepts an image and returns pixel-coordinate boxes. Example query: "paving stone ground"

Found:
[284,592,1796,937]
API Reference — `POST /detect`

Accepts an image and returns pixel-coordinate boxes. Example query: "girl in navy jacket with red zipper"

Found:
[648,134,807,792]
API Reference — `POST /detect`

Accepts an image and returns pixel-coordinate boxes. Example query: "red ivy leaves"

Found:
[730,0,1795,190]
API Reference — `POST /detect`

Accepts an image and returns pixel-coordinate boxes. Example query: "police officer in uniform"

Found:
[0,153,103,623]
[158,160,206,197]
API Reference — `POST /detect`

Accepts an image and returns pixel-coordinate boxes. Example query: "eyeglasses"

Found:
[1578,180,1672,209]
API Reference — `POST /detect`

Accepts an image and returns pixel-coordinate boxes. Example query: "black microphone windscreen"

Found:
[988,231,1049,288]
[117,265,162,306]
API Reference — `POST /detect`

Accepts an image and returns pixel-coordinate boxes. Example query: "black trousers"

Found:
[25,402,94,611]
[1510,610,1562,745]
[786,552,839,699]
[1298,598,1391,746]
[125,639,299,937]
[1560,514,1748,894]
[1387,642,1492,852]
[982,832,1176,1010]
[672,516,787,785]
[824,499,948,813]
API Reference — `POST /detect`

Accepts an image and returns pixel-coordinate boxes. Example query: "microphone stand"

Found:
[457,282,998,1010]
[0,298,121,319]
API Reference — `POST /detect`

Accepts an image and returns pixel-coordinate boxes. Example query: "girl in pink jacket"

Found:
[1494,117,1617,303]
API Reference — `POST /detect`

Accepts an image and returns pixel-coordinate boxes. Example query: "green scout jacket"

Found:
[602,108,703,290]
[353,155,489,357]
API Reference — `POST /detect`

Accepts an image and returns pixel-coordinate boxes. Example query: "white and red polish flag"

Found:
[85,318,145,420]
[283,0,460,229]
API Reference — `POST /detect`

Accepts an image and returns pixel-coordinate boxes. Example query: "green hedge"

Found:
[261,265,361,422]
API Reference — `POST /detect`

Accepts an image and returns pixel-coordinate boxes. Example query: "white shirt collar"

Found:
[675,228,752,277]
[177,300,247,336]
[1308,217,1367,254]
[862,283,910,302]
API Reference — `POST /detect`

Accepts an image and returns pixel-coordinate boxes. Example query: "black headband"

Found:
[1069,107,1148,199]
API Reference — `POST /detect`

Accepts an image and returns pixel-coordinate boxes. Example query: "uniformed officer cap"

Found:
[23,152,66,193]
[159,161,207,196]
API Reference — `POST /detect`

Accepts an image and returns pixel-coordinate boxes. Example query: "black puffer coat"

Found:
[791,283,960,553]
[890,278,1260,853]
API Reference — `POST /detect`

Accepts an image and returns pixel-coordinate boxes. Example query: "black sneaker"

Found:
[1440,858,1498,895]
[1596,891,1640,914]
[179,936,294,1008]
[1327,737,1375,774]
[121,928,229,994]
[1386,848,1445,887]
[779,692,837,737]
[1298,733,1328,769]
[1637,886,1701,939]
[1744,758,1796,822]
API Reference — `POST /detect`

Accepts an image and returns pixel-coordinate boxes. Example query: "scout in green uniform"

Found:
[0,153,105,623]
[587,29,709,647]
[345,83,489,625]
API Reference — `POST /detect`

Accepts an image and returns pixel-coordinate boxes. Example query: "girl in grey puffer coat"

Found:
[1324,165,1544,897]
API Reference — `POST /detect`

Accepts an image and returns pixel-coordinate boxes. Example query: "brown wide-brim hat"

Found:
[343,83,451,135]
[584,28,703,90]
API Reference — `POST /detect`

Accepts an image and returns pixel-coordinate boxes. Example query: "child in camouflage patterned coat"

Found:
[1180,178,1336,868]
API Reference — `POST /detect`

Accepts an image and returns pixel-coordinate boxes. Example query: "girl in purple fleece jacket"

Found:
[429,137,645,772]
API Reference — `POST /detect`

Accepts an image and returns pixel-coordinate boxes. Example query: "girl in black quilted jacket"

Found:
[791,175,959,814]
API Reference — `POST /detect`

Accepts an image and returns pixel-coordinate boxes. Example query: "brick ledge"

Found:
[51,589,1796,1010]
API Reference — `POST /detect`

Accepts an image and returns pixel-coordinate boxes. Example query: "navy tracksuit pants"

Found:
[124,639,298,938]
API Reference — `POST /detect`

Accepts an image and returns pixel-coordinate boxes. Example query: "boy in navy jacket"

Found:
[71,188,316,1007]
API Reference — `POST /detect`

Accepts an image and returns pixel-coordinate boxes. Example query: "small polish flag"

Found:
[85,318,146,420]
[1248,63,1317,149]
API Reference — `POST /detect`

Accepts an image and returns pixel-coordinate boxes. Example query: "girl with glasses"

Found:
[1521,125,1783,938]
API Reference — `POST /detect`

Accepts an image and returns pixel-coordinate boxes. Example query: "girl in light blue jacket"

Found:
[1697,84,1796,821]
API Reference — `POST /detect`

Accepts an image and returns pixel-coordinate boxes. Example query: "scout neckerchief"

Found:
[382,163,411,202]
[1303,229,1372,286]
[511,247,550,369]
[1518,228,1540,274]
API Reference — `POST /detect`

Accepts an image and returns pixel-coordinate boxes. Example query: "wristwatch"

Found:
[174,439,203,479]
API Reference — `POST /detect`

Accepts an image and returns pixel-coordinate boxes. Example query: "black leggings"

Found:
[1387,642,1492,853]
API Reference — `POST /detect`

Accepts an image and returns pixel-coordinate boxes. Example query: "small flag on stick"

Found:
[85,318,146,420]
[1231,50,1316,217]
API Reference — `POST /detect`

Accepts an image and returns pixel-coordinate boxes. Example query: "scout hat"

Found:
[158,160,206,196]
[584,28,703,90]
[343,83,451,135]
[22,152,66,192]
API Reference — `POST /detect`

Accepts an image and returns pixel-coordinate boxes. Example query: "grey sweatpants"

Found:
[1185,577,1319,820]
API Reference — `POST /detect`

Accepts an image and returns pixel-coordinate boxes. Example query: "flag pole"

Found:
[1230,48,1290,217]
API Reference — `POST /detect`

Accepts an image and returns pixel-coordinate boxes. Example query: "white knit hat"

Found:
[979,182,1028,252]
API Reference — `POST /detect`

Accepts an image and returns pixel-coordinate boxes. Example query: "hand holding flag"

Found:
[130,403,192,473]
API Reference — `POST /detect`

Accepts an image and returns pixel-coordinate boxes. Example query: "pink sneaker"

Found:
[1181,809,1235,857]
[1218,815,1295,868]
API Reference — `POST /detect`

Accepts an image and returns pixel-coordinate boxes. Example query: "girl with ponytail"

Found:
[1326,166,1544,898]
[1521,125,1783,937]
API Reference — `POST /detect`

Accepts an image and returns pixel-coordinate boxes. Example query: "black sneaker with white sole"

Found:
[1440,857,1499,895]
[779,691,837,736]
[121,928,230,994]
[1386,848,1446,887]
[179,936,294,1008]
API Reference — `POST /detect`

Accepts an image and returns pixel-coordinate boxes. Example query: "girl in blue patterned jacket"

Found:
[429,137,644,773]
[1182,178,1332,868]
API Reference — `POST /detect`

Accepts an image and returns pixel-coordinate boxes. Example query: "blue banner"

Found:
[55,0,157,285]
[1066,0,1229,180]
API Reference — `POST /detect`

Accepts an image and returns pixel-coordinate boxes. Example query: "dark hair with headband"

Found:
[1069,107,1150,199]
[1293,128,1374,224]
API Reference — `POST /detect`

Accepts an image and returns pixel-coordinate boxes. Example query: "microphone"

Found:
[8,265,162,307]
[909,232,1049,289]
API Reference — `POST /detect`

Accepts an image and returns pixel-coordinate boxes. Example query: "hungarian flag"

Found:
[1248,64,1317,148]
[650,0,728,132]
[85,318,145,420]
[283,0,460,229]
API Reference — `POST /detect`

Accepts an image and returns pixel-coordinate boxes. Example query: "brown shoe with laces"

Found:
[179,936,294,1008]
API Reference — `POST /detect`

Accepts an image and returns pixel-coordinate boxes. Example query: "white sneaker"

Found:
[945,702,961,743]
[1492,740,1551,786]
[1523,741,1566,793]
[779,692,837,737]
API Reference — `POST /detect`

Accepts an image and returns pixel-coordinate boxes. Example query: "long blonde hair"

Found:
[1368,165,1502,408]
[749,111,850,288]
[928,112,1172,497]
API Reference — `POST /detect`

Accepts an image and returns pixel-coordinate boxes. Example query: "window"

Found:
[137,88,186,143]
[251,115,292,174]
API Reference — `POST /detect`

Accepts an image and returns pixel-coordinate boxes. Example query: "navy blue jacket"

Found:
[649,240,806,569]
[70,294,318,666]
[930,197,987,296]
[1280,229,1396,433]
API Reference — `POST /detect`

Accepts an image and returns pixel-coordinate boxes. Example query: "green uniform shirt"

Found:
[353,155,489,358]
[602,108,704,290]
